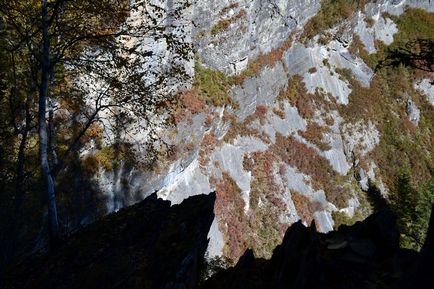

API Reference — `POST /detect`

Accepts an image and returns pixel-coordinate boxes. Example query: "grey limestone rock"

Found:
[406,98,421,126]
[415,78,434,106]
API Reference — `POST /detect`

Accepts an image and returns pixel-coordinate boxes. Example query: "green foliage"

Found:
[375,9,434,71]
[360,10,434,190]
[335,67,354,82]
[83,142,136,173]
[194,59,238,108]
[391,8,434,43]
[390,172,434,250]
[337,8,434,247]
[255,210,281,256]
[302,0,368,40]
[332,211,356,228]
[0,0,194,269]
[341,57,433,193]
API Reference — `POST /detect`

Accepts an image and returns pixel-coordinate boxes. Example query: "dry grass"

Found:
[202,132,217,147]
[180,89,205,114]
[278,75,317,119]
[212,5,247,35]
[339,14,434,190]
[241,37,293,79]
[273,134,335,188]
[242,153,254,172]
[291,192,322,224]
[222,112,270,144]
[301,0,367,41]
[348,34,374,68]
[194,59,239,108]
[272,107,286,119]
[299,121,332,151]
[254,105,268,125]
[214,172,250,262]
[308,67,318,74]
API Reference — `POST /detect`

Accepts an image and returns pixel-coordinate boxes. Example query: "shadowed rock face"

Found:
[2,191,433,289]
[2,193,216,289]
[201,206,434,289]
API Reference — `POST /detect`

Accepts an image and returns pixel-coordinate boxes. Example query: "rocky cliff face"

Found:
[85,0,434,263]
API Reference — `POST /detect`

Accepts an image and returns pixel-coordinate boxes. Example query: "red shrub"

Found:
[202,132,217,147]
[180,89,204,114]
[273,134,336,190]
[214,172,250,262]
[291,192,315,224]
[254,105,268,124]
[173,108,186,124]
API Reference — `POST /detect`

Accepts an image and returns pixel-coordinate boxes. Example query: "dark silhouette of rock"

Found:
[3,192,216,289]
[270,221,320,289]
[202,207,434,289]
[3,193,433,289]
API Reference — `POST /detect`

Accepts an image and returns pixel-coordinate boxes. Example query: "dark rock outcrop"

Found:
[3,193,216,289]
[201,207,434,289]
[3,194,433,289]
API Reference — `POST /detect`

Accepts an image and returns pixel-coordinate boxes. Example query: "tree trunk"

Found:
[15,67,35,213]
[48,100,58,168]
[39,0,60,247]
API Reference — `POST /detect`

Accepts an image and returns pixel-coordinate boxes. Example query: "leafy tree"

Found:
[391,171,434,250]
[0,0,192,247]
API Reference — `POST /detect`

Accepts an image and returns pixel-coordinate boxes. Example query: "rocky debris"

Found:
[201,206,434,289]
[2,193,216,289]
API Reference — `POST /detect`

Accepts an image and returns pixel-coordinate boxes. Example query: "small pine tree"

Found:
[391,171,434,250]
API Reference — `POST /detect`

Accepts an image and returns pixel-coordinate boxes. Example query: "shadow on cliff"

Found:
[3,191,434,289]
[202,204,434,289]
[2,192,216,289]
[377,38,434,73]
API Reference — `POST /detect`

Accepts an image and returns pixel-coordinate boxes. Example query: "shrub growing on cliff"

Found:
[194,59,238,108]
[391,172,434,250]
[302,0,367,40]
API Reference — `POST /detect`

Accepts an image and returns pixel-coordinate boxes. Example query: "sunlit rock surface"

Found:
[193,0,321,75]
[231,63,288,120]
[87,0,434,262]
[406,98,421,126]
[415,78,434,105]
[284,40,373,105]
